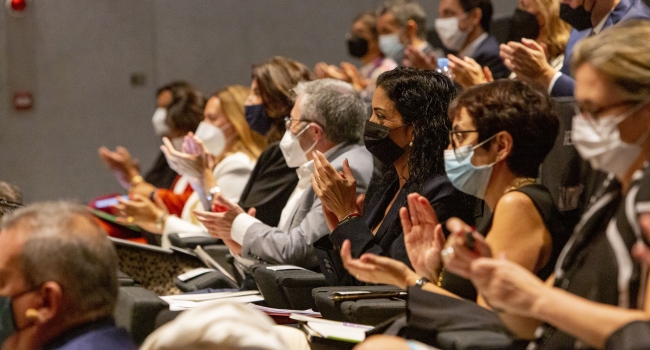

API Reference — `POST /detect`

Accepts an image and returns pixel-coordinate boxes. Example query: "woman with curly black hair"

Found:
[312,67,476,286]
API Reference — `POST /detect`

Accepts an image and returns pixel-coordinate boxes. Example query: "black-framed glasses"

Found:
[449,130,479,150]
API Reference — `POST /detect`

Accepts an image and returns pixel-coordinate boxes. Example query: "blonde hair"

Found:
[572,20,650,101]
[214,85,265,161]
[534,0,571,59]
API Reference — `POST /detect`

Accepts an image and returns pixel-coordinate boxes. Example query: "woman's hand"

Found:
[311,151,359,222]
[98,146,141,188]
[499,39,555,89]
[354,335,412,350]
[400,193,444,281]
[341,240,419,288]
[160,136,209,180]
[403,46,437,70]
[193,194,245,240]
[340,62,368,92]
[441,218,492,279]
[114,194,164,233]
[314,62,350,81]
[448,55,490,90]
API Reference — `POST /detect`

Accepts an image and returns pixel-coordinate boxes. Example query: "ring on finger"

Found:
[440,247,454,259]
[126,216,134,223]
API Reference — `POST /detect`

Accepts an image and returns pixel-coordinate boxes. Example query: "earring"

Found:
[409,141,413,147]
[25,308,39,320]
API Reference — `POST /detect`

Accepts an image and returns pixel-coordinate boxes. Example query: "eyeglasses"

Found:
[575,100,638,121]
[284,116,311,129]
[449,129,479,149]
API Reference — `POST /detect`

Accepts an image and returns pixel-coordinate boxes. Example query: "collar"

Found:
[42,317,116,350]
[459,32,488,58]
[296,143,344,180]
[593,7,615,34]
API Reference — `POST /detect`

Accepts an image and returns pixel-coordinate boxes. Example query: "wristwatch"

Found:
[414,277,430,288]
[206,186,221,202]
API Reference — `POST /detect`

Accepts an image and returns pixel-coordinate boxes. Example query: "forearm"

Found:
[532,287,649,348]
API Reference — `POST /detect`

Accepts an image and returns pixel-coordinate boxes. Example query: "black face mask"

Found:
[509,8,541,42]
[363,120,407,166]
[560,3,593,31]
[244,104,272,135]
[347,35,369,58]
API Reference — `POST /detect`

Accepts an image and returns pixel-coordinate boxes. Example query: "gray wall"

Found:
[0,0,516,203]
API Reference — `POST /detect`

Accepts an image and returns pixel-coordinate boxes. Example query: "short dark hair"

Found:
[448,80,558,178]
[156,81,191,99]
[378,0,428,39]
[376,67,460,192]
[459,0,493,32]
[353,11,379,39]
[166,84,206,135]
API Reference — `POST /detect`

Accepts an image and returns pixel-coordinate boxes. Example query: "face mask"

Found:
[559,4,593,31]
[194,121,229,156]
[571,101,650,179]
[444,134,498,199]
[378,34,404,60]
[435,16,471,52]
[363,120,408,166]
[151,108,169,137]
[279,124,318,168]
[347,35,369,58]
[0,288,37,345]
[244,104,272,135]
[509,8,540,42]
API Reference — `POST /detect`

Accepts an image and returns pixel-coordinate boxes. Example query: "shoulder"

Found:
[59,327,136,350]
[621,0,650,21]
[494,190,539,219]
[214,152,256,174]
[329,143,373,170]
[475,35,500,55]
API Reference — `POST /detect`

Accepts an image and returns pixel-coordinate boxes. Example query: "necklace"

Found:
[506,177,536,193]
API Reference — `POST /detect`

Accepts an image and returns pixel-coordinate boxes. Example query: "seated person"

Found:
[98,82,206,216]
[343,80,566,316]
[314,11,397,100]
[113,85,261,248]
[194,79,375,269]
[238,56,313,227]
[312,67,476,286]
[375,0,441,67]
[500,0,650,97]
[0,202,136,350]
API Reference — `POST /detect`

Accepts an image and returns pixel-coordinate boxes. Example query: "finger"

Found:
[399,207,413,234]
[446,217,472,235]
[415,195,438,225]
[356,194,365,215]
[521,38,543,52]
[483,66,494,82]
[434,224,445,247]
[340,239,353,263]
[406,194,420,226]
[247,207,256,217]
[214,193,237,210]
[342,158,355,182]
[311,175,323,197]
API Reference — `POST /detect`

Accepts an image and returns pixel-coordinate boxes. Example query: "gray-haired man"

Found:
[195,79,374,270]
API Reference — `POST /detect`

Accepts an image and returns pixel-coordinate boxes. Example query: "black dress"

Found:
[314,173,478,286]
[237,142,299,227]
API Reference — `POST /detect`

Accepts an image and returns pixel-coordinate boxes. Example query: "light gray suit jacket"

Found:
[240,142,374,269]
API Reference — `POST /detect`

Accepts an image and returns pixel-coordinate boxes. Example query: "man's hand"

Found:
[500,39,555,89]
[341,240,419,288]
[403,46,437,70]
[448,55,490,90]
[193,194,245,241]
[114,194,164,233]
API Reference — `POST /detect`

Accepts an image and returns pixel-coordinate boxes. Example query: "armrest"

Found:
[167,233,221,249]
[253,266,327,310]
[114,286,169,344]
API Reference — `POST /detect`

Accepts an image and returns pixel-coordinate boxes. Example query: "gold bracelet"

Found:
[436,268,444,287]
[130,175,144,187]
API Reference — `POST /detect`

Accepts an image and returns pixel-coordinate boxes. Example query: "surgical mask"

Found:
[279,124,317,168]
[571,101,650,179]
[559,4,592,31]
[509,8,540,42]
[151,108,169,137]
[435,16,471,52]
[0,288,37,345]
[378,34,404,60]
[363,120,407,166]
[194,121,231,156]
[444,134,498,199]
[244,104,272,135]
[347,35,369,58]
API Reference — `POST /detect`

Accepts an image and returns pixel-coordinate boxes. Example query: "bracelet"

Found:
[414,277,429,288]
[436,268,444,287]
[206,186,221,202]
[338,212,361,226]
[130,175,144,187]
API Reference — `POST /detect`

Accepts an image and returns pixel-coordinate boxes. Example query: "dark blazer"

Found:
[143,151,178,189]
[42,318,137,350]
[472,35,510,80]
[314,173,477,286]
[237,142,299,227]
[551,0,650,97]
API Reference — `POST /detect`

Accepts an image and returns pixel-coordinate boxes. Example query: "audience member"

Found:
[376,0,441,67]
[114,86,260,249]
[0,202,136,350]
[194,79,374,269]
[501,0,650,97]
[454,19,650,349]
[314,12,397,100]
[237,56,313,227]
[312,67,476,286]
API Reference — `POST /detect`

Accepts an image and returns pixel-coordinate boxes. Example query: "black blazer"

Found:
[472,35,510,80]
[237,142,299,227]
[314,173,477,286]
[143,151,178,189]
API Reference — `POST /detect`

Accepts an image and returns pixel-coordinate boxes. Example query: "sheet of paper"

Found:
[265,265,307,271]
[161,290,259,302]
[249,304,321,317]
[176,268,215,282]
[162,294,264,311]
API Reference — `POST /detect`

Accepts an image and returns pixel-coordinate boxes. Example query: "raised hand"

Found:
[400,193,444,281]
[160,136,207,179]
[311,151,359,222]
[340,62,368,92]
[341,240,418,288]
[448,55,490,90]
[98,146,140,188]
[441,218,492,279]
[403,46,437,70]
[500,39,555,89]
[114,194,164,233]
[193,193,245,240]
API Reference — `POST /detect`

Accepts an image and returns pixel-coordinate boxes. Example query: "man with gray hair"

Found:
[194,79,374,269]
[376,0,441,67]
[0,202,136,350]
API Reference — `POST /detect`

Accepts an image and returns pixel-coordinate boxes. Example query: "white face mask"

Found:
[152,108,170,137]
[194,121,230,156]
[571,100,650,179]
[378,33,404,60]
[434,16,471,52]
[279,124,318,168]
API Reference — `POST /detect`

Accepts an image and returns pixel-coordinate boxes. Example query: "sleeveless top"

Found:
[442,184,569,301]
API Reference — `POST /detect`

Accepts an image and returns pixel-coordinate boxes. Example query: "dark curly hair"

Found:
[448,80,558,178]
[370,67,460,195]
